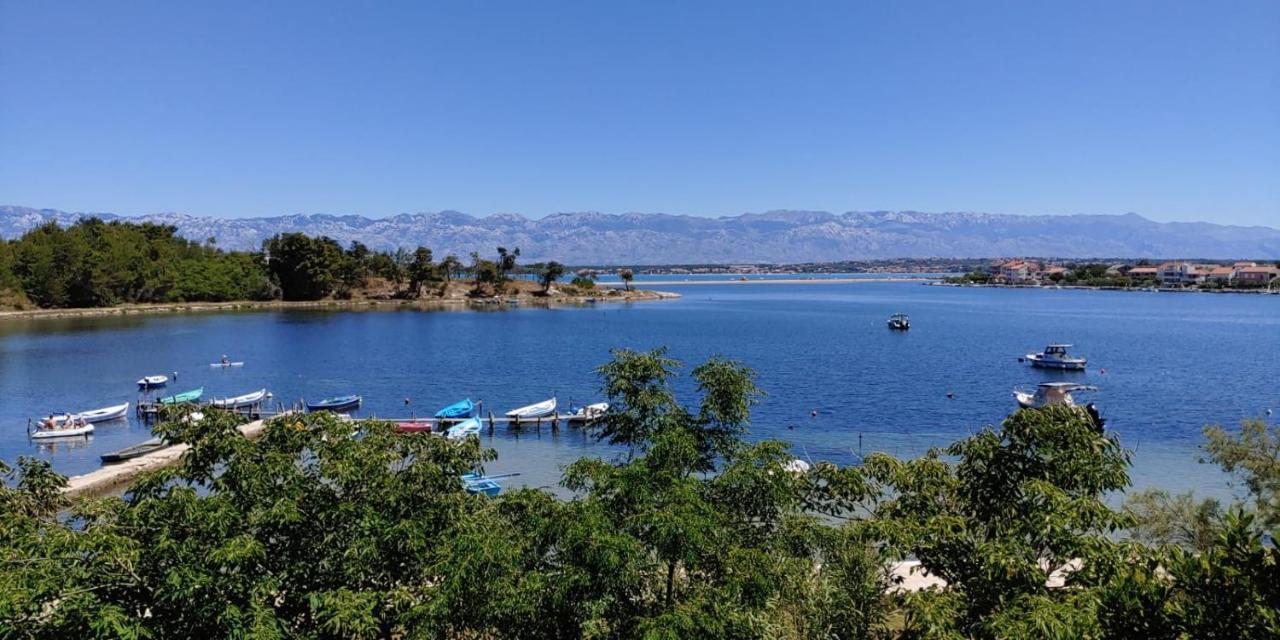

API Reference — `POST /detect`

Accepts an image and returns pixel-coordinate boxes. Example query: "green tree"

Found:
[407,247,436,296]
[438,254,462,284]
[539,261,564,293]
[263,233,343,300]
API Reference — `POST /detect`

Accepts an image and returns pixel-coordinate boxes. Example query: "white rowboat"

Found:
[505,397,557,420]
[211,388,268,409]
[74,402,130,423]
[137,375,168,388]
[209,362,245,368]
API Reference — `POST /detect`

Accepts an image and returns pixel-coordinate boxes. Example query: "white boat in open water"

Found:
[1013,382,1097,409]
[1023,344,1087,371]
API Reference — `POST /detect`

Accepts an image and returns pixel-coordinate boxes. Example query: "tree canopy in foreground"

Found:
[1,349,1276,638]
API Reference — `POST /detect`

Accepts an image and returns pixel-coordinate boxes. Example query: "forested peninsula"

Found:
[0,219,653,313]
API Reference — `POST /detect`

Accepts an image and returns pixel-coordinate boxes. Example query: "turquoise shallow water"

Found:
[2,281,1276,502]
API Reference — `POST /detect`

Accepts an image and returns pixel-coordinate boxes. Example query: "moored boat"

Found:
[434,398,477,420]
[209,361,245,368]
[565,402,609,425]
[101,437,166,462]
[446,416,483,440]
[1013,382,1097,409]
[137,375,168,389]
[1024,344,1087,370]
[78,402,130,423]
[159,387,204,405]
[307,395,362,412]
[210,388,267,409]
[887,313,910,331]
[395,421,435,433]
[45,402,129,425]
[461,472,502,497]
[505,397,556,421]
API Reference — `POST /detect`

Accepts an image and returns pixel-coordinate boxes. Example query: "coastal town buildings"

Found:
[983,259,1278,289]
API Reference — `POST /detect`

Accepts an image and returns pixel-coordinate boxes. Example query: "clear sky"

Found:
[1,1,1277,225]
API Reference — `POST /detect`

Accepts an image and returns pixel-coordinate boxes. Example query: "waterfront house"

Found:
[996,260,1041,283]
[1235,266,1280,286]
[1206,266,1236,283]
[1127,266,1159,280]
[1158,261,1205,286]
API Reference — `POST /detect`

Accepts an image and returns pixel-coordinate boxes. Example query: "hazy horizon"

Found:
[2,1,1277,226]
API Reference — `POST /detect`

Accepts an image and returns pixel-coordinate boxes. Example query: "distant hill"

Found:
[2,205,1278,264]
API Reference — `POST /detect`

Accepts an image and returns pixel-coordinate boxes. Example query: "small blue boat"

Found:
[306,395,362,412]
[446,416,483,440]
[461,472,502,497]
[434,398,476,420]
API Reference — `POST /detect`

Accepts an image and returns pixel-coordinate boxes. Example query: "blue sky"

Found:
[1,1,1277,225]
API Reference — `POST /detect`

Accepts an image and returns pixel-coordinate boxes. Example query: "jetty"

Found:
[62,415,285,500]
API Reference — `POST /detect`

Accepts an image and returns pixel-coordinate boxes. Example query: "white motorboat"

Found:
[210,388,268,409]
[1014,382,1097,409]
[505,397,557,421]
[565,402,609,424]
[31,417,94,439]
[1023,344,1087,371]
[137,375,169,389]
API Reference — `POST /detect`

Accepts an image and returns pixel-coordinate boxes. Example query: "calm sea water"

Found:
[2,280,1276,501]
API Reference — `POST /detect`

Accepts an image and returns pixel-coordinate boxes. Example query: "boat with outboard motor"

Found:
[888,313,910,331]
[565,402,609,425]
[1013,382,1097,409]
[137,375,168,389]
[1023,344,1087,370]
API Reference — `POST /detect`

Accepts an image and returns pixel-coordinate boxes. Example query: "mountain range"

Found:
[2,205,1277,264]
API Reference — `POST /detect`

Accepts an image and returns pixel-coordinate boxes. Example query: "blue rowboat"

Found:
[446,416,483,441]
[307,395,362,412]
[461,472,502,497]
[434,398,476,420]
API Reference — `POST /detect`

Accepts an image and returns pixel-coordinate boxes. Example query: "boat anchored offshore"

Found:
[505,397,556,422]
[1013,382,1097,409]
[1023,344,1087,370]
[887,313,910,331]
[137,375,168,389]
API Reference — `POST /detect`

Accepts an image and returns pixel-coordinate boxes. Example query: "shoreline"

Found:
[0,290,681,322]
[599,276,937,286]
[931,281,1279,295]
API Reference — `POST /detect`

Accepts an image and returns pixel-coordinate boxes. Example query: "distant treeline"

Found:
[0,219,580,309]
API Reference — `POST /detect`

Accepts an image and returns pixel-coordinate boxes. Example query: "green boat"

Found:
[159,387,204,404]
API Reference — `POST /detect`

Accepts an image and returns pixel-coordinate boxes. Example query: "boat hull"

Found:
[1027,357,1087,371]
[307,396,362,412]
[434,398,476,420]
[77,403,130,423]
[505,398,557,420]
[31,424,94,439]
[101,437,165,462]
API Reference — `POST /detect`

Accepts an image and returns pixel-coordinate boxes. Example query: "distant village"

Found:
[958,259,1280,289]
[572,258,1280,291]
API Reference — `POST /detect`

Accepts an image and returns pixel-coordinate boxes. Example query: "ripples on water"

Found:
[2,281,1276,502]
